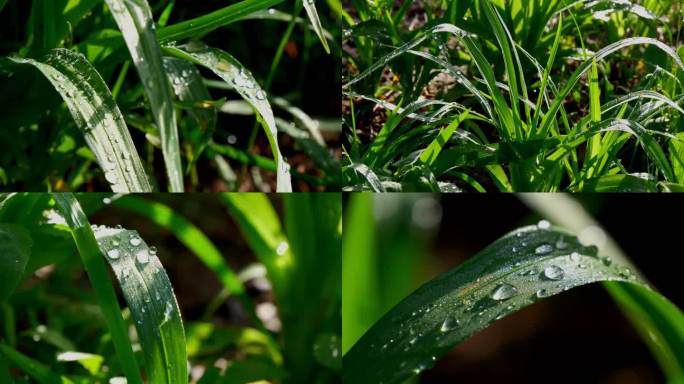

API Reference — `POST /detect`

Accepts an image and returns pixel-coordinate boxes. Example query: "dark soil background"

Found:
[421,194,682,384]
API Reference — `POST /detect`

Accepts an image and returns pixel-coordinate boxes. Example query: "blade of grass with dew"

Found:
[0,344,73,384]
[343,223,683,384]
[537,36,684,139]
[419,112,469,167]
[164,42,292,191]
[162,57,217,172]
[104,0,183,192]
[219,193,292,301]
[7,50,153,192]
[0,224,31,301]
[51,193,143,384]
[347,163,386,192]
[111,195,269,334]
[157,0,285,43]
[521,194,684,382]
[302,0,331,53]
[90,224,187,384]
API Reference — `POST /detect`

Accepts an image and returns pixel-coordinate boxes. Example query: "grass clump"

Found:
[0,0,341,192]
[342,0,684,192]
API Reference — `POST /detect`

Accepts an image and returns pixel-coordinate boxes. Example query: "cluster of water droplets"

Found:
[364,219,646,382]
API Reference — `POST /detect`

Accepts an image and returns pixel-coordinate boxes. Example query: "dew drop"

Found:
[543,265,565,280]
[601,256,612,266]
[149,246,157,255]
[535,243,553,255]
[255,89,266,100]
[107,249,120,259]
[569,252,580,262]
[103,197,112,205]
[129,236,142,246]
[536,289,550,298]
[104,171,118,184]
[491,283,517,301]
[276,241,289,256]
[440,316,460,332]
[537,220,551,229]
[136,250,150,264]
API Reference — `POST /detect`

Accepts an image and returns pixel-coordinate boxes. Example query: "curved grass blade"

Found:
[342,224,678,384]
[111,195,269,333]
[219,193,292,299]
[302,0,331,54]
[7,50,153,192]
[52,194,143,384]
[91,225,187,384]
[158,0,285,43]
[347,163,385,192]
[419,112,469,167]
[537,37,684,139]
[164,42,292,191]
[105,0,183,192]
[162,57,216,170]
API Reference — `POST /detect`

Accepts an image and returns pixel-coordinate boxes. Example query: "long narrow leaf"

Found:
[302,0,331,53]
[8,50,153,192]
[52,193,143,384]
[157,0,285,43]
[164,43,292,191]
[105,0,183,191]
[343,223,681,384]
[91,224,187,384]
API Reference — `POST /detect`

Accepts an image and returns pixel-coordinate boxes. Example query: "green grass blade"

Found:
[52,193,143,384]
[220,193,292,298]
[164,42,292,191]
[419,112,469,166]
[0,344,73,384]
[342,194,377,354]
[0,224,31,301]
[91,225,187,384]
[111,195,268,332]
[343,224,674,384]
[162,57,217,171]
[538,37,684,139]
[105,0,183,192]
[348,163,386,192]
[669,133,684,183]
[302,0,331,54]
[157,0,285,43]
[7,50,153,192]
[481,0,523,138]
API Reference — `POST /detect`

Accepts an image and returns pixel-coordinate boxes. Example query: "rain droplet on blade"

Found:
[535,243,553,255]
[543,265,565,280]
[491,283,517,301]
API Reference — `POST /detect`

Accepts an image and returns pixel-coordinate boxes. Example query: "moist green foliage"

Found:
[0,193,341,383]
[342,0,684,192]
[343,194,684,383]
[0,0,340,191]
